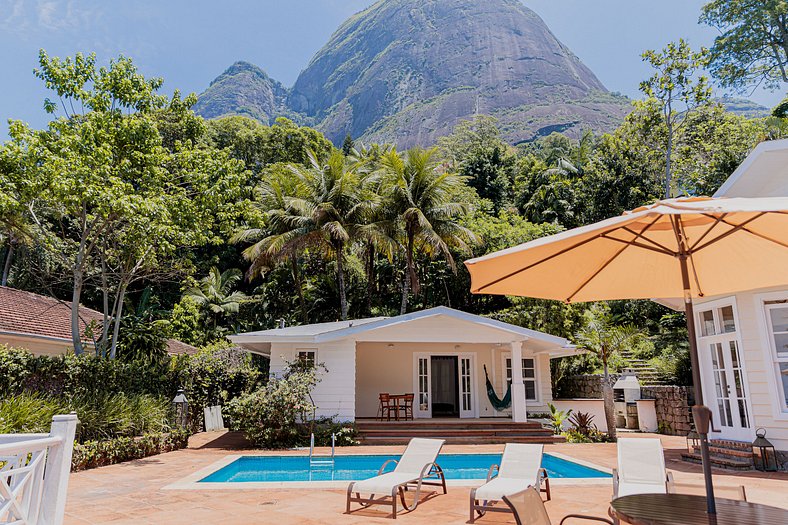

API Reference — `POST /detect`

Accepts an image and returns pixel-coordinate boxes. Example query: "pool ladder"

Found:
[309,432,336,468]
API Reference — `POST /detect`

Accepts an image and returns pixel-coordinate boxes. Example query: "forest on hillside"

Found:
[2,1,788,386]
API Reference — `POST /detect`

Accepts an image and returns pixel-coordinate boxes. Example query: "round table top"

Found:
[609,494,788,525]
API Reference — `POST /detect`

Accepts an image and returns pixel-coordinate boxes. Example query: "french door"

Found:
[414,354,475,418]
[697,302,752,441]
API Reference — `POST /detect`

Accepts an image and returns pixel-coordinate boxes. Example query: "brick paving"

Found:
[64,431,788,525]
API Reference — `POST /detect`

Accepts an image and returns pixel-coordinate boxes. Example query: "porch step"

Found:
[680,452,754,471]
[359,435,566,445]
[356,419,561,445]
[680,439,754,470]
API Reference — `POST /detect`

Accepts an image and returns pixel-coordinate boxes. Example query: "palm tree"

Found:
[380,147,479,314]
[184,267,248,335]
[573,303,645,439]
[237,150,369,320]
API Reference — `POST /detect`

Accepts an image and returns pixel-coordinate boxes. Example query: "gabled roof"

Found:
[230,306,573,355]
[714,139,788,198]
[0,286,103,343]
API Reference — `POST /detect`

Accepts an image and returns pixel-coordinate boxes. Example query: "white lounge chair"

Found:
[503,486,613,525]
[613,438,673,498]
[345,437,447,519]
[469,443,550,523]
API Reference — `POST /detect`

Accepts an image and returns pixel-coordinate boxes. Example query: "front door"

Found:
[697,302,752,441]
[414,354,475,419]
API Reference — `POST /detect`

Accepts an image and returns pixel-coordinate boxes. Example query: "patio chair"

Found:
[668,479,747,501]
[469,443,550,523]
[378,393,396,421]
[397,393,414,421]
[346,437,447,519]
[502,486,613,525]
[613,438,673,498]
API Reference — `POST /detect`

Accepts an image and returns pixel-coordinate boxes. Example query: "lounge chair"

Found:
[668,479,747,501]
[469,443,550,523]
[613,438,672,498]
[345,437,447,519]
[502,486,613,525]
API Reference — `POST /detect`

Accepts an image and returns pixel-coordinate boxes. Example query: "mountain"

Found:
[192,61,289,124]
[195,0,631,146]
[716,97,771,118]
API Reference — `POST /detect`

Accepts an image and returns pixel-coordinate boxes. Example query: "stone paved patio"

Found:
[64,431,788,524]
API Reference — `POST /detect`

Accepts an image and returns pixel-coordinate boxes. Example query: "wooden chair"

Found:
[397,393,414,421]
[378,393,396,421]
[502,486,613,525]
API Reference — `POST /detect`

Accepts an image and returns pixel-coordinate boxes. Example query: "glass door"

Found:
[415,356,431,418]
[459,357,474,418]
[697,303,751,441]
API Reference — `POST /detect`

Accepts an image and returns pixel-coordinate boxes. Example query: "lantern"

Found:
[752,428,778,472]
[686,429,700,454]
[172,389,189,428]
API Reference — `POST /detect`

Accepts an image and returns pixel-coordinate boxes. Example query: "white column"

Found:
[510,341,527,423]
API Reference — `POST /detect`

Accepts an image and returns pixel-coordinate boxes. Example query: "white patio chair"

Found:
[613,438,672,498]
[503,486,613,525]
[469,443,550,523]
[345,437,447,519]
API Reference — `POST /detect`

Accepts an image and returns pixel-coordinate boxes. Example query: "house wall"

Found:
[694,285,788,451]
[354,341,552,418]
[0,334,80,356]
[268,341,356,421]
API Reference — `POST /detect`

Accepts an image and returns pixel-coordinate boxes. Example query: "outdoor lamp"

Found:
[752,428,778,472]
[686,429,700,454]
[172,388,189,428]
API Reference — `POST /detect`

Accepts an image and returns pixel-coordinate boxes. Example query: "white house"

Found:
[230,306,576,422]
[670,139,788,452]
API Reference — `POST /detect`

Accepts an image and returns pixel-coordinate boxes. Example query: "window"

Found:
[296,350,316,369]
[765,302,788,410]
[505,357,537,401]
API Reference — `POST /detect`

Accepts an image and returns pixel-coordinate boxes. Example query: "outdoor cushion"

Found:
[353,472,420,494]
[474,477,530,501]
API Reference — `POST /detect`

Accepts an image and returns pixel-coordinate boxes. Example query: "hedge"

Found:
[71,429,190,471]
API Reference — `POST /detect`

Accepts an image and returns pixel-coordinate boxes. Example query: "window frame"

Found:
[762,300,788,413]
[503,354,539,402]
[296,349,317,369]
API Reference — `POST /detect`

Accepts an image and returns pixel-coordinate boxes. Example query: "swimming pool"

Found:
[199,453,611,483]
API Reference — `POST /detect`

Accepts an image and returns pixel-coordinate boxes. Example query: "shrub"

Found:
[568,411,596,436]
[563,428,612,443]
[547,403,572,433]
[228,362,319,449]
[310,418,358,446]
[0,393,67,433]
[72,428,190,471]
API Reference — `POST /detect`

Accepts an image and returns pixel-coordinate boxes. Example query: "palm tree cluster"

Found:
[234,146,479,320]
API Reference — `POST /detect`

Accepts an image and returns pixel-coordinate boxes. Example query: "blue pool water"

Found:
[200,453,611,483]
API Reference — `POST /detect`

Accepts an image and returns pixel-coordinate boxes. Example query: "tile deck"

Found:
[64,431,788,524]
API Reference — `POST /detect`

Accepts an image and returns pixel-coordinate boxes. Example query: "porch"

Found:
[354,418,562,445]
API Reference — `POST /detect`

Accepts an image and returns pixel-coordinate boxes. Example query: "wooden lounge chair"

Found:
[345,438,447,519]
[502,486,613,525]
[469,443,550,523]
[613,438,673,497]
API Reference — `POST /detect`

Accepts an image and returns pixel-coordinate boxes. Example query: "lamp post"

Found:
[172,389,189,429]
[752,428,778,472]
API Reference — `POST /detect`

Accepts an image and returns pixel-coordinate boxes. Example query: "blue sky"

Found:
[1,0,782,139]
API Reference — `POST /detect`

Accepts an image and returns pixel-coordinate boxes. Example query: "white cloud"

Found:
[0,0,104,34]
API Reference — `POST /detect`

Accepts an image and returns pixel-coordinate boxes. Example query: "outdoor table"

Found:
[388,394,408,421]
[609,494,788,525]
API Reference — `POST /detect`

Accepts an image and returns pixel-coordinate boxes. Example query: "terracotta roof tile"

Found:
[166,338,199,355]
[0,286,104,342]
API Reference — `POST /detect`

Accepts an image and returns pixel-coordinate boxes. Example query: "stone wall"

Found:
[640,386,692,435]
[556,375,692,436]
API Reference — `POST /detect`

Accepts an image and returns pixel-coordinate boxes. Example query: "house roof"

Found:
[714,139,788,198]
[165,338,199,355]
[0,286,103,344]
[230,306,575,357]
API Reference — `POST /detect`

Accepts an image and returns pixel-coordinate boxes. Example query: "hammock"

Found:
[484,364,511,411]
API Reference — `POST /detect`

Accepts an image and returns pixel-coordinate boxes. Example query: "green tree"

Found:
[573,304,645,439]
[341,134,354,156]
[640,39,712,197]
[381,147,479,314]
[701,0,788,91]
[184,267,248,337]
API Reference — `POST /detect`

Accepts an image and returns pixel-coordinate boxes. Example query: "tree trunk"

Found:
[602,363,617,440]
[365,245,374,315]
[400,233,416,315]
[400,270,409,315]
[71,265,85,356]
[1,243,14,286]
[108,283,128,360]
[335,242,348,320]
[664,125,673,199]
[291,258,308,323]
[99,251,111,357]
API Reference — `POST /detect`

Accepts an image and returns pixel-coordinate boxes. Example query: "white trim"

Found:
[713,139,788,197]
[753,290,788,421]
[411,351,480,419]
[501,352,541,404]
[693,296,755,441]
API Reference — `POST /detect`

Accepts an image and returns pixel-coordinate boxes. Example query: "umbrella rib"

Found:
[619,226,676,255]
[600,235,674,256]
[565,215,663,303]
[715,218,788,249]
[689,213,728,251]
[677,216,705,297]
[693,213,767,252]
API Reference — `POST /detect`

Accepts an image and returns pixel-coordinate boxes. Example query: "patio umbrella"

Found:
[465,196,788,513]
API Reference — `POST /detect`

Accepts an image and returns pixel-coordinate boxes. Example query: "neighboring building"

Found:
[0,285,197,357]
[230,306,577,422]
[676,139,788,452]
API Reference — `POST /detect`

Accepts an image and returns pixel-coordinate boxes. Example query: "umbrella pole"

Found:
[680,257,716,515]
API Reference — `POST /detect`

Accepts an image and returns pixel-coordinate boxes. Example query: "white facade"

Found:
[685,139,788,449]
[231,307,576,423]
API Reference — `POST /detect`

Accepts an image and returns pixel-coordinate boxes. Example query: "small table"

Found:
[609,494,788,525]
[387,394,412,421]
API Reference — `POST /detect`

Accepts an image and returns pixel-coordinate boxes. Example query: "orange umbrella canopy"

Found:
[465,197,788,303]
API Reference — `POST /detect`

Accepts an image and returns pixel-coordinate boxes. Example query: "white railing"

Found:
[0,414,78,525]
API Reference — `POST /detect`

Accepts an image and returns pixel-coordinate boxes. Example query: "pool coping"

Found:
[163,451,613,491]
